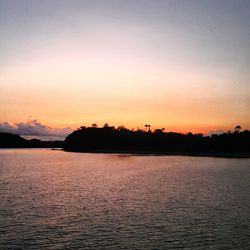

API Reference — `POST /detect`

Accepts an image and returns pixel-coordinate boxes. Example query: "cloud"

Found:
[0,120,72,138]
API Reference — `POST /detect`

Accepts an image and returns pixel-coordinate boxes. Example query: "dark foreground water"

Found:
[0,149,249,249]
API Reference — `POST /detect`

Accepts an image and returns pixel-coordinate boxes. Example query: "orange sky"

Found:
[0,1,249,134]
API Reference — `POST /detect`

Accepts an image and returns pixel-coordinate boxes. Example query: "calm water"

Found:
[0,149,250,249]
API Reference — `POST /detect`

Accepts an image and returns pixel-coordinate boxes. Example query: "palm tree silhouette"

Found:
[144,124,151,132]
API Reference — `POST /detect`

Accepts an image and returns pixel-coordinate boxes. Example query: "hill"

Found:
[0,132,64,148]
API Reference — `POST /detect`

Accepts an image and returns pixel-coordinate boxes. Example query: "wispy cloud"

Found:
[0,120,72,138]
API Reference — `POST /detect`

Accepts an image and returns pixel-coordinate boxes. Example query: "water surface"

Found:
[0,149,250,249]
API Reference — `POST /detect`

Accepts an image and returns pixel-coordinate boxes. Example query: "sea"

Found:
[0,149,249,249]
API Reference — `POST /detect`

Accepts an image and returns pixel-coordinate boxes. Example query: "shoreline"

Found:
[62,149,250,158]
[1,147,249,158]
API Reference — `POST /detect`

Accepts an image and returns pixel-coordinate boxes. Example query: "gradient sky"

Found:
[0,0,249,134]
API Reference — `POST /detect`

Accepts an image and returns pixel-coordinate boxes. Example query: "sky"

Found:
[0,0,250,138]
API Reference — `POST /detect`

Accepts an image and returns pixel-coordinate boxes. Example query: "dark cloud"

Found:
[0,120,72,138]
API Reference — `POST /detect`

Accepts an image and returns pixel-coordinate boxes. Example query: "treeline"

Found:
[0,132,63,148]
[63,125,250,155]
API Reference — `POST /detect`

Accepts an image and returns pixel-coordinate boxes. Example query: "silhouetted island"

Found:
[0,132,64,148]
[63,125,250,158]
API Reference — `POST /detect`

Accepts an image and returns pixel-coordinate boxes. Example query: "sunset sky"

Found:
[0,0,249,137]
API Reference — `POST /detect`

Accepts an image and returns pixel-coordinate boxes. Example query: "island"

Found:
[63,125,250,158]
[0,132,64,148]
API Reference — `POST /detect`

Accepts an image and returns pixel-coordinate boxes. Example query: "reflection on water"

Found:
[0,149,250,249]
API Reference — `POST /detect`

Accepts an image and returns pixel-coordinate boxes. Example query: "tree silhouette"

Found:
[63,123,250,155]
[144,124,151,132]
[103,123,109,128]
[117,125,127,131]
[154,128,164,134]
[235,125,242,132]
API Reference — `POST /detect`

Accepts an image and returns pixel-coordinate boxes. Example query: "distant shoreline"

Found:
[1,131,249,158]
[62,149,250,158]
[1,147,249,158]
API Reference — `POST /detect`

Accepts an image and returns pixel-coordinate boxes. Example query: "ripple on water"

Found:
[0,149,250,249]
